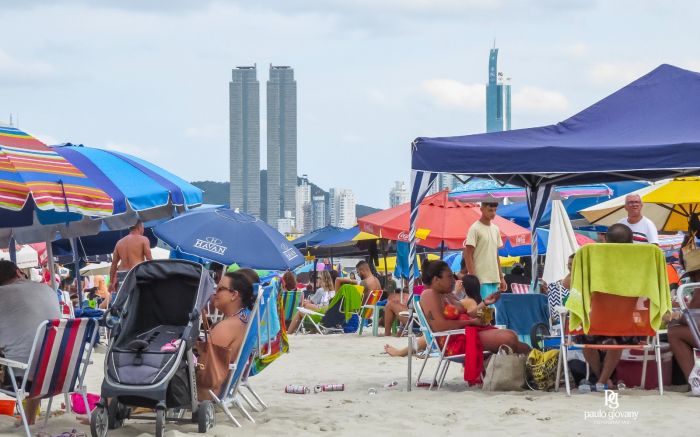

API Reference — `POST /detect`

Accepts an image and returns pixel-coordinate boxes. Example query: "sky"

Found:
[1,0,699,208]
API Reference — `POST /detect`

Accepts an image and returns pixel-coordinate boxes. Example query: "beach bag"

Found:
[525,348,559,391]
[482,345,526,391]
[195,312,236,393]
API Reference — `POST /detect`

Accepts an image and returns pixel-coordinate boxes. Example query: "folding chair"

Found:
[0,318,98,437]
[555,292,664,396]
[414,298,465,390]
[358,289,383,336]
[676,282,700,349]
[511,283,530,294]
[296,284,363,335]
[208,285,263,427]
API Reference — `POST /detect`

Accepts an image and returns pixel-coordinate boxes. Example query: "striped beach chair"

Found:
[0,318,98,437]
[511,283,530,294]
[281,290,304,328]
[358,289,383,336]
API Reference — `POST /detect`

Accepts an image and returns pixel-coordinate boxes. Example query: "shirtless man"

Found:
[336,260,381,301]
[108,220,152,293]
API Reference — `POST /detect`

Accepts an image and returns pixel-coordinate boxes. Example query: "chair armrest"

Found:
[0,357,28,370]
[432,329,465,337]
[297,307,324,317]
[554,305,569,314]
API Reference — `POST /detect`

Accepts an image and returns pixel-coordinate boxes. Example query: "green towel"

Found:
[333,284,364,321]
[565,243,671,333]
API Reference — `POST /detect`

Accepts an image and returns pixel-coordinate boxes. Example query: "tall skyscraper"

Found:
[295,175,311,234]
[486,48,512,133]
[312,195,326,230]
[328,188,356,229]
[229,66,261,216]
[389,181,409,207]
[266,65,298,226]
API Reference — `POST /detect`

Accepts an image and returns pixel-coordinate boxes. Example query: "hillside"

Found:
[191,178,381,219]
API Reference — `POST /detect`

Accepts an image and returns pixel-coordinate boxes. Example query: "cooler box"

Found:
[616,342,672,389]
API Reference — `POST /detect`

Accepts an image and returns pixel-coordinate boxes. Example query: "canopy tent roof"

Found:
[412,64,700,185]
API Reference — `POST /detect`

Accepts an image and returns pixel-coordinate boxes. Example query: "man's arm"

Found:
[143,238,153,261]
[463,245,476,275]
[108,247,121,292]
[496,249,506,291]
[335,277,354,290]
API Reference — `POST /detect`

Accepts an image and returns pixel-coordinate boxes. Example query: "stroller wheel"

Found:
[155,408,166,437]
[107,399,125,429]
[197,400,215,433]
[90,404,109,437]
[530,322,550,350]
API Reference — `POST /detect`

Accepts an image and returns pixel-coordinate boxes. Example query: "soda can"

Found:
[313,384,323,394]
[285,385,310,394]
[321,384,345,392]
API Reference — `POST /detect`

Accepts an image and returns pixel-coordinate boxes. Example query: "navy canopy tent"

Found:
[291,225,345,250]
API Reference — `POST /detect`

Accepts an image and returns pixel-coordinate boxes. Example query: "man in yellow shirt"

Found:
[462,202,507,300]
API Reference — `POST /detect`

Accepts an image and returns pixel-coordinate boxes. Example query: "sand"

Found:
[1,334,697,437]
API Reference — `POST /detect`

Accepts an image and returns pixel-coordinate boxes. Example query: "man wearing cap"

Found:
[462,202,507,300]
[617,194,659,244]
[668,249,700,386]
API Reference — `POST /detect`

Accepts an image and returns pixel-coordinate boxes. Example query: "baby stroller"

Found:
[90,260,215,437]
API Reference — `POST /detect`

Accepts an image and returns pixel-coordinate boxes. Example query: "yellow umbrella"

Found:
[580,178,700,231]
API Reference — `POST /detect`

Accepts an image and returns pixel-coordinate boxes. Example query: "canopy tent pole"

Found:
[8,237,17,264]
[406,169,438,392]
[439,241,445,259]
[70,237,85,307]
[525,184,553,289]
[46,237,57,291]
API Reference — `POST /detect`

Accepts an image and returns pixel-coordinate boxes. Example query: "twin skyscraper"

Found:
[229,64,297,226]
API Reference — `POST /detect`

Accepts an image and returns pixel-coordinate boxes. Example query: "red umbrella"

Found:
[358,190,531,250]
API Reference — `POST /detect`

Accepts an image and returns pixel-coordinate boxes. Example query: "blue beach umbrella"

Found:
[153,208,304,270]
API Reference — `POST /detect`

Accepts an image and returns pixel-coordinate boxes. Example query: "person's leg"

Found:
[669,325,696,380]
[582,349,602,380]
[598,350,622,385]
[479,329,529,353]
[383,295,408,336]
[24,398,40,425]
[287,312,304,334]
[385,336,427,357]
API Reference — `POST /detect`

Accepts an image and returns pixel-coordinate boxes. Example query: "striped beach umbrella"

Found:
[0,125,113,244]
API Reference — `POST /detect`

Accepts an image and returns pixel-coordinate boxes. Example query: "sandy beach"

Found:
[1,334,697,437]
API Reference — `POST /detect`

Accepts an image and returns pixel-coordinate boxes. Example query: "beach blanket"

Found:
[566,243,671,333]
[250,280,289,376]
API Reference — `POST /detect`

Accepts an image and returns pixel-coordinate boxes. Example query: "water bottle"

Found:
[616,380,626,391]
[689,359,700,396]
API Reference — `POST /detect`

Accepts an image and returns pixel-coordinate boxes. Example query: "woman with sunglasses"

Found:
[196,271,256,400]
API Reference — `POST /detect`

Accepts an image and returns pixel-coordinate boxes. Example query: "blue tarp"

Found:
[412,65,700,184]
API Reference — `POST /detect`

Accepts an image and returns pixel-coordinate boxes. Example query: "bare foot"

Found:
[384,344,406,357]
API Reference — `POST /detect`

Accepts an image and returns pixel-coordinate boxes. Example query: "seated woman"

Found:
[546,253,574,325]
[287,270,335,334]
[196,271,255,400]
[668,250,700,389]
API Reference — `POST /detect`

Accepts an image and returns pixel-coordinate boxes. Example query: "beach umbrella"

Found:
[291,225,345,249]
[449,181,613,203]
[357,190,531,250]
[0,244,39,269]
[542,200,580,285]
[153,208,304,270]
[316,225,379,247]
[52,143,202,229]
[0,126,114,245]
[579,178,700,231]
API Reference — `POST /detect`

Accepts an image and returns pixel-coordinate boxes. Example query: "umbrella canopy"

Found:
[542,200,580,284]
[0,244,39,268]
[154,208,304,270]
[579,178,700,231]
[316,226,379,247]
[0,126,114,245]
[291,225,345,249]
[499,228,594,257]
[52,143,202,229]
[449,183,612,203]
[357,190,531,250]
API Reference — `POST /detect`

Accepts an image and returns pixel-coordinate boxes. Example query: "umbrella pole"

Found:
[70,237,84,307]
[8,237,17,264]
[46,238,57,292]
[383,240,388,278]
[440,241,445,259]
[313,258,318,292]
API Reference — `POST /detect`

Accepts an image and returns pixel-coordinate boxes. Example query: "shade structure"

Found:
[153,208,304,270]
[542,200,580,285]
[52,143,202,230]
[316,226,379,247]
[449,183,612,203]
[357,190,531,250]
[579,178,700,231]
[0,244,39,268]
[498,228,594,257]
[0,126,114,245]
[291,225,345,250]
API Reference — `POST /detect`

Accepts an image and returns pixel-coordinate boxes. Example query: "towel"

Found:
[566,243,671,333]
[494,294,549,337]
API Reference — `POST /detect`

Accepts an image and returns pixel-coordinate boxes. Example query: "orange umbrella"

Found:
[358,190,531,250]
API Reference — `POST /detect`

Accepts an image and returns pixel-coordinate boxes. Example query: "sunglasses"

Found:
[216,285,236,293]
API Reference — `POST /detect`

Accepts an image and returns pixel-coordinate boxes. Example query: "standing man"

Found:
[617,194,659,244]
[108,220,153,294]
[462,202,507,300]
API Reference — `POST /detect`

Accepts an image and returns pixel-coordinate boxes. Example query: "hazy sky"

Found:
[1,0,698,208]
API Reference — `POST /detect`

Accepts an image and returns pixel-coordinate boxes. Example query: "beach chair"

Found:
[494,293,549,346]
[207,285,263,427]
[0,318,98,437]
[555,293,664,396]
[414,298,465,390]
[676,282,700,349]
[358,289,383,336]
[511,283,529,294]
[281,289,304,328]
[296,284,364,335]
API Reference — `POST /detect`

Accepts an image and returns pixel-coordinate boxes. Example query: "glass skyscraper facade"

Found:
[229,66,260,217]
[486,48,511,133]
[266,65,298,226]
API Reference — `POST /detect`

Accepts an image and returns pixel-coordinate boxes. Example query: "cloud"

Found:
[588,62,652,85]
[102,141,162,160]
[0,49,57,86]
[512,86,569,112]
[32,132,60,146]
[422,79,484,109]
[563,42,590,58]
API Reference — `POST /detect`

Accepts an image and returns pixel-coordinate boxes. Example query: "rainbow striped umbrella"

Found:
[0,125,113,244]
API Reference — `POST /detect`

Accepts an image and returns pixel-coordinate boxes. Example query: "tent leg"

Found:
[8,237,17,264]
[70,237,84,306]
[46,238,57,291]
